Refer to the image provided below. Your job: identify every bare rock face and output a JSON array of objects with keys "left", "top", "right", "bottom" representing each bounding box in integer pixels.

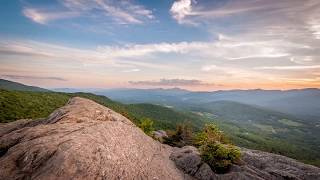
[
  {"left": 0, "top": 97, "right": 191, "bottom": 180},
  {"left": 170, "top": 146, "right": 320, "bottom": 180},
  {"left": 152, "top": 130, "right": 168, "bottom": 143}
]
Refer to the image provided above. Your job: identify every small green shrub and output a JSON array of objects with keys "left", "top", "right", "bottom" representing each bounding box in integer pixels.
[
  {"left": 194, "top": 124, "right": 229, "bottom": 146},
  {"left": 138, "top": 118, "right": 154, "bottom": 135},
  {"left": 196, "top": 123, "right": 241, "bottom": 173},
  {"left": 200, "top": 142, "right": 241, "bottom": 173}
]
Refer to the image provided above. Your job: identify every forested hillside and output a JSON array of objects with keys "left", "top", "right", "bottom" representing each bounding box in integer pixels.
[
  {"left": 0, "top": 79, "right": 50, "bottom": 92},
  {"left": 0, "top": 89, "right": 205, "bottom": 130}
]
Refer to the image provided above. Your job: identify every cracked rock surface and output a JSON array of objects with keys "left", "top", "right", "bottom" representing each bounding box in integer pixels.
[
  {"left": 170, "top": 146, "right": 320, "bottom": 180},
  {"left": 0, "top": 97, "right": 191, "bottom": 180}
]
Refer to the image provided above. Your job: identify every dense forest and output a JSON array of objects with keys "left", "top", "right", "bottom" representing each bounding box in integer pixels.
[{"left": 0, "top": 89, "right": 206, "bottom": 130}]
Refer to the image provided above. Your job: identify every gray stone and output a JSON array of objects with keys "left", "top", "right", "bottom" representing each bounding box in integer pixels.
[
  {"left": 194, "top": 163, "right": 216, "bottom": 180},
  {"left": 0, "top": 97, "right": 190, "bottom": 180},
  {"left": 170, "top": 146, "right": 320, "bottom": 180},
  {"left": 152, "top": 130, "right": 168, "bottom": 142},
  {"left": 170, "top": 146, "right": 202, "bottom": 176}
]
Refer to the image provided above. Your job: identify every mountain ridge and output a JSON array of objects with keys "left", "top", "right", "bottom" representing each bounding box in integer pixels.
[{"left": 0, "top": 79, "right": 50, "bottom": 92}]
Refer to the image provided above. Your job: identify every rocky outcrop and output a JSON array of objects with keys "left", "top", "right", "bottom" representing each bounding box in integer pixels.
[
  {"left": 1, "top": 97, "right": 319, "bottom": 180},
  {"left": 0, "top": 97, "right": 191, "bottom": 180},
  {"left": 170, "top": 146, "right": 320, "bottom": 180},
  {"left": 152, "top": 130, "right": 168, "bottom": 142}
]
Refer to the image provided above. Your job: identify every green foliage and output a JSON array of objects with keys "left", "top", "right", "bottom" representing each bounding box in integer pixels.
[
  {"left": 196, "top": 123, "right": 241, "bottom": 173},
  {"left": 163, "top": 123, "right": 194, "bottom": 147},
  {"left": 138, "top": 118, "right": 154, "bottom": 135},
  {"left": 0, "top": 90, "right": 202, "bottom": 134},
  {"left": 211, "top": 119, "right": 320, "bottom": 167},
  {"left": 125, "top": 104, "right": 206, "bottom": 130},
  {"left": 0, "top": 79, "right": 49, "bottom": 92},
  {"left": 194, "top": 124, "right": 229, "bottom": 146},
  {"left": 200, "top": 142, "right": 241, "bottom": 173},
  {"left": 0, "top": 89, "right": 69, "bottom": 122}
]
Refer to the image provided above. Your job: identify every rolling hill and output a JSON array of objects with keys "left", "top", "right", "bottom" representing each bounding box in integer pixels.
[
  {"left": 96, "top": 88, "right": 320, "bottom": 121},
  {"left": 0, "top": 79, "right": 50, "bottom": 92},
  {"left": 186, "top": 100, "right": 320, "bottom": 166},
  {"left": 0, "top": 89, "right": 207, "bottom": 130}
]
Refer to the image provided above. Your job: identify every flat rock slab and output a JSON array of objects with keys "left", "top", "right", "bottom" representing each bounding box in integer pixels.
[
  {"left": 169, "top": 146, "right": 320, "bottom": 180},
  {"left": 0, "top": 97, "right": 190, "bottom": 180}
]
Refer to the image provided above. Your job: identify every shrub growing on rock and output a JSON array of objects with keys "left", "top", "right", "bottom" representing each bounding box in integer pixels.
[
  {"left": 194, "top": 124, "right": 229, "bottom": 146},
  {"left": 200, "top": 142, "right": 241, "bottom": 173},
  {"left": 196, "top": 124, "right": 241, "bottom": 173},
  {"left": 138, "top": 118, "right": 154, "bottom": 135}
]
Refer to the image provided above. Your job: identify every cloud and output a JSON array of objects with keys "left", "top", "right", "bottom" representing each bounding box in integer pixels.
[
  {"left": 129, "top": 78, "right": 214, "bottom": 86},
  {"left": 0, "top": 35, "right": 314, "bottom": 70},
  {"left": 1, "top": 74, "right": 67, "bottom": 81},
  {"left": 201, "top": 65, "right": 217, "bottom": 71},
  {"left": 23, "top": 0, "right": 154, "bottom": 25},
  {"left": 290, "top": 56, "right": 314, "bottom": 64},
  {"left": 96, "top": 37, "right": 305, "bottom": 61},
  {"left": 122, "top": 68, "right": 141, "bottom": 73},
  {"left": 1, "top": 31, "right": 319, "bottom": 89},
  {"left": 169, "top": 0, "right": 320, "bottom": 41},
  {"left": 170, "top": 0, "right": 194, "bottom": 24},
  {"left": 255, "top": 65, "right": 320, "bottom": 70},
  {"left": 23, "top": 8, "right": 79, "bottom": 24},
  {"left": 1, "top": 37, "right": 300, "bottom": 64}
]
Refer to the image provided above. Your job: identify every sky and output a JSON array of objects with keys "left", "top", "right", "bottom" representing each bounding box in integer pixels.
[{"left": 0, "top": 0, "right": 320, "bottom": 91}]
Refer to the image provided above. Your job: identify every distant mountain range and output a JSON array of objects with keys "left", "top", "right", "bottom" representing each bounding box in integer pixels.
[{"left": 91, "top": 87, "right": 320, "bottom": 122}]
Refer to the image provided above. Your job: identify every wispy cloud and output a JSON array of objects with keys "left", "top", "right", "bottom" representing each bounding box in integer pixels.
[
  {"left": 122, "top": 68, "right": 141, "bottom": 73},
  {"left": 1, "top": 74, "right": 67, "bottom": 81},
  {"left": 23, "top": 0, "right": 154, "bottom": 25},
  {"left": 129, "top": 78, "right": 214, "bottom": 87},
  {"left": 1, "top": 36, "right": 305, "bottom": 64},
  {"left": 23, "top": 8, "right": 79, "bottom": 24},
  {"left": 255, "top": 65, "right": 320, "bottom": 70},
  {"left": 201, "top": 65, "right": 217, "bottom": 72},
  {"left": 170, "top": 0, "right": 320, "bottom": 41}
]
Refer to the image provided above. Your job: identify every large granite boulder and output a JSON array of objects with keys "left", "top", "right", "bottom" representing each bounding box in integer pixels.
[{"left": 0, "top": 97, "right": 191, "bottom": 180}]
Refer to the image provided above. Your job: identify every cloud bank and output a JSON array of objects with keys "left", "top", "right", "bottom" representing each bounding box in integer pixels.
[
  {"left": 1, "top": 75, "right": 67, "bottom": 81},
  {"left": 129, "top": 78, "right": 214, "bottom": 87}
]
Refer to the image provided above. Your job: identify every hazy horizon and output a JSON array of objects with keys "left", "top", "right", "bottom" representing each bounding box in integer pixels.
[
  {"left": 2, "top": 78, "right": 320, "bottom": 92},
  {"left": 1, "top": 0, "right": 320, "bottom": 91}
]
